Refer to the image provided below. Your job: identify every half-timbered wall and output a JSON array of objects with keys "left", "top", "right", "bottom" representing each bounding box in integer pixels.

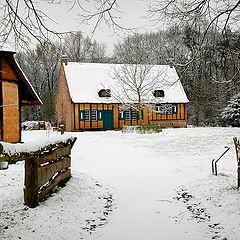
[{"left": 73, "top": 103, "right": 187, "bottom": 131}]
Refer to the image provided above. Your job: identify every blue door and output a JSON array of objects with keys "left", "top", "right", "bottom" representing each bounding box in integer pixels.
[{"left": 102, "top": 110, "right": 114, "bottom": 130}]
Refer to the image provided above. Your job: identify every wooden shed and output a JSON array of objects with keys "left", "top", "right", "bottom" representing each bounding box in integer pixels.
[
  {"left": 0, "top": 49, "right": 42, "bottom": 142},
  {"left": 55, "top": 59, "right": 189, "bottom": 131}
]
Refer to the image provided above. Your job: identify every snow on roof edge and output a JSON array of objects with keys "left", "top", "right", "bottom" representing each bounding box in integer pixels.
[{"left": 14, "top": 55, "right": 43, "bottom": 105}]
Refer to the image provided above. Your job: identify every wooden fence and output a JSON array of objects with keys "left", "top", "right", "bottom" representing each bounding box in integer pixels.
[{"left": 0, "top": 137, "right": 77, "bottom": 208}]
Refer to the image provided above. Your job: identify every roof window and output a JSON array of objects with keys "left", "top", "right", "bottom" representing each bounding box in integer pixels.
[
  {"left": 153, "top": 90, "right": 165, "bottom": 98},
  {"left": 98, "top": 89, "right": 111, "bottom": 98}
]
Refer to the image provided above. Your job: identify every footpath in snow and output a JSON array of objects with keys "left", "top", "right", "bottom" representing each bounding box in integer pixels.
[{"left": 1, "top": 127, "right": 240, "bottom": 240}]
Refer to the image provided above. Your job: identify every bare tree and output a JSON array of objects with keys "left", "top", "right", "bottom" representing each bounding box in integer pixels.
[
  {"left": 17, "top": 41, "right": 62, "bottom": 121},
  {"left": 0, "top": 0, "right": 60, "bottom": 47},
  {"left": 147, "top": 0, "right": 240, "bottom": 36},
  {"left": 112, "top": 28, "right": 188, "bottom": 66},
  {"left": 63, "top": 31, "right": 107, "bottom": 62},
  {"left": 112, "top": 64, "right": 160, "bottom": 122},
  {"left": 0, "top": 0, "right": 124, "bottom": 48}
]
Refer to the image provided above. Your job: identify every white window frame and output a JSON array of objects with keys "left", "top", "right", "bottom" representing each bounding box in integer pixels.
[
  {"left": 80, "top": 112, "right": 84, "bottom": 120},
  {"left": 120, "top": 111, "right": 124, "bottom": 119}
]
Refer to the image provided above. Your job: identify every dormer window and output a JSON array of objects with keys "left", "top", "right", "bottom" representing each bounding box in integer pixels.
[
  {"left": 98, "top": 89, "right": 111, "bottom": 98},
  {"left": 153, "top": 90, "right": 165, "bottom": 98}
]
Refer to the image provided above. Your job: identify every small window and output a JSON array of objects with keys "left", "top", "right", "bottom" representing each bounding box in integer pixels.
[
  {"left": 91, "top": 110, "right": 97, "bottom": 121},
  {"left": 98, "top": 89, "right": 111, "bottom": 97},
  {"left": 124, "top": 109, "right": 131, "bottom": 120},
  {"left": 153, "top": 90, "right": 165, "bottom": 98},
  {"left": 120, "top": 109, "right": 138, "bottom": 120},
  {"left": 131, "top": 109, "right": 138, "bottom": 119},
  {"left": 84, "top": 110, "right": 90, "bottom": 121},
  {"left": 156, "top": 104, "right": 177, "bottom": 114}
]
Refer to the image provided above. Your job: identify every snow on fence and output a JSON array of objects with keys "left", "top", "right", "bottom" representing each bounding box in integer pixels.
[{"left": 0, "top": 135, "right": 77, "bottom": 208}]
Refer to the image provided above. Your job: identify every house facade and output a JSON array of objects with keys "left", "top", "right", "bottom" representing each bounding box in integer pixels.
[
  {"left": 55, "top": 58, "right": 189, "bottom": 131},
  {"left": 0, "top": 49, "right": 42, "bottom": 142}
]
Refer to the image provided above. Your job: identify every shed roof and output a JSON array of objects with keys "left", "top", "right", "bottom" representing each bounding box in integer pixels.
[
  {"left": 0, "top": 50, "right": 42, "bottom": 106},
  {"left": 63, "top": 62, "right": 189, "bottom": 104}
]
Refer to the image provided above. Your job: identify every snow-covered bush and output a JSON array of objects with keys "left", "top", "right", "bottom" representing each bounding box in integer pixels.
[
  {"left": 21, "top": 121, "right": 40, "bottom": 130},
  {"left": 221, "top": 93, "right": 240, "bottom": 127},
  {"left": 122, "top": 124, "right": 162, "bottom": 134}
]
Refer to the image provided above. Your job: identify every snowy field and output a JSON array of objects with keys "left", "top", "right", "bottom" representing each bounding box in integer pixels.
[{"left": 1, "top": 127, "right": 240, "bottom": 240}]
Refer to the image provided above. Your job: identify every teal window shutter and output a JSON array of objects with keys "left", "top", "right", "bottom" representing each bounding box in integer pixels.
[{"left": 136, "top": 110, "right": 143, "bottom": 120}]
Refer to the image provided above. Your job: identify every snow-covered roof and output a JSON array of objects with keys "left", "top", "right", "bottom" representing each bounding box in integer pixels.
[
  {"left": 0, "top": 43, "right": 16, "bottom": 53},
  {"left": 14, "top": 56, "right": 43, "bottom": 105},
  {"left": 64, "top": 62, "right": 189, "bottom": 104}
]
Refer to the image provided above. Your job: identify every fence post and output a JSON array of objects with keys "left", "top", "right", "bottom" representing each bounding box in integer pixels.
[
  {"left": 233, "top": 137, "right": 240, "bottom": 188},
  {"left": 24, "top": 157, "right": 39, "bottom": 208}
]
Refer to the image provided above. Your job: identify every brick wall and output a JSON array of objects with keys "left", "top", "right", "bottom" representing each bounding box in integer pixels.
[{"left": 55, "top": 64, "right": 73, "bottom": 131}]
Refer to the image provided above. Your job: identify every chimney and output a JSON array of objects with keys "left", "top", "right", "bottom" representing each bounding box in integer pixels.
[{"left": 61, "top": 55, "right": 68, "bottom": 65}]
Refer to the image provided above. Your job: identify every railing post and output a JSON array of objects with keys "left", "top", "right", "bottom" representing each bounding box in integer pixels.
[
  {"left": 233, "top": 137, "right": 240, "bottom": 188},
  {"left": 24, "top": 157, "right": 39, "bottom": 208}
]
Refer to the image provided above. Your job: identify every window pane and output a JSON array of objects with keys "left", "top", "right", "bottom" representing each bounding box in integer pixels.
[
  {"left": 91, "top": 110, "right": 97, "bottom": 121},
  {"left": 84, "top": 110, "right": 90, "bottom": 121},
  {"left": 98, "top": 89, "right": 111, "bottom": 97},
  {"left": 153, "top": 90, "right": 165, "bottom": 98},
  {"left": 124, "top": 110, "right": 131, "bottom": 120},
  {"left": 156, "top": 104, "right": 177, "bottom": 114},
  {"left": 131, "top": 109, "right": 137, "bottom": 119}
]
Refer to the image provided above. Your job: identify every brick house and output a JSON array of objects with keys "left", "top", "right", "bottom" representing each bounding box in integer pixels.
[
  {"left": 55, "top": 58, "right": 189, "bottom": 131},
  {"left": 0, "top": 49, "right": 42, "bottom": 142}
]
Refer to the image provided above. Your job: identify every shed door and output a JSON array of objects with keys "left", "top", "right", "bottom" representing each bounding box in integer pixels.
[{"left": 102, "top": 110, "right": 114, "bottom": 130}]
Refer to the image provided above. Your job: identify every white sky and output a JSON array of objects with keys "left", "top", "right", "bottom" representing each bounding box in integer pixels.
[{"left": 39, "top": 0, "right": 163, "bottom": 54}]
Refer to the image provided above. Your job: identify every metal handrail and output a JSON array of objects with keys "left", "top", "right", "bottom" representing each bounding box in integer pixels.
[{"left": 212, "top": 146, "right": 230, "bottom": 176}]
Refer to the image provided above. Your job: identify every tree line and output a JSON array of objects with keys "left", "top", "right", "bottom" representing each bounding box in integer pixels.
[{"left": 18, "top": 24, "right": 240, "bottom": 127}]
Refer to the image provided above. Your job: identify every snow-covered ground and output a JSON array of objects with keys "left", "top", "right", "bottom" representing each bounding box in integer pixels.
[{"left": 1, "top": 127, "right": 240, "bottom": 240}]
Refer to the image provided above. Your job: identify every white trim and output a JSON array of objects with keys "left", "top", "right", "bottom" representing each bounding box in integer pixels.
[
  {"left": 14, "top": 55, "right": 43, "bottom": 105},
  {"left": 0, "top": 104, "right": 18, "bottom": 108}
]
